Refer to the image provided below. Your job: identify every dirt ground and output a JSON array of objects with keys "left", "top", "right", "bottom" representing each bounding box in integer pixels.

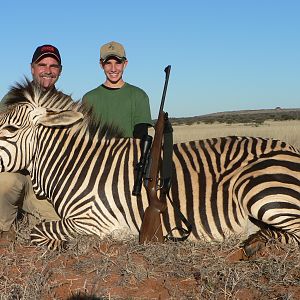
[{"left": 0, "top": 224, "right": 299, "bottom": 300}]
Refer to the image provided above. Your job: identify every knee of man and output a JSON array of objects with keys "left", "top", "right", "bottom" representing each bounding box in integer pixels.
[{"left": 0, "top": 172, "right": 27, "bottom": 195}]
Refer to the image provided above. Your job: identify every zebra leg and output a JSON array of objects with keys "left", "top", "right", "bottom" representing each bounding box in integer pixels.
[
  {"left": 234, "top": 163, "right": 300, "bottom": 258},
  {"left": 240, "top": 207, "right": 300, "bottom": 258},
  {"left": 241, "top": 226, "right": 300, "bottom": 258},
  {"left": 30, "top": 217, "right": 93, "bottom": 250}
]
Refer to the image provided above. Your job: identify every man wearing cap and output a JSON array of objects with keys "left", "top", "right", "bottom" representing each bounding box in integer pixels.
[
  {"left": 82, "top": 41, "right": 152, "bottom": 138},
  {"left": 0, "top": 44, "right": 64, "bottom": 242},
  {"left": 30, "top": 44, "right": 62, "bottom": 90}
]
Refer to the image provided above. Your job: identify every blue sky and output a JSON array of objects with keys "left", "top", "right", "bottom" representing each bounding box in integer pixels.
[{"left": 1, "top": 1, "right": 299, "bottom": 118}]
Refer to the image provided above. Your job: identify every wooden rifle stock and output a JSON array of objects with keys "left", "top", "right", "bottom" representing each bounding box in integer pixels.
[{"left": 139, "top": 65, "right": 171, "bottom": 243}]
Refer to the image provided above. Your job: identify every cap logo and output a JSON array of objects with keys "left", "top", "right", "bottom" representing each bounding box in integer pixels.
[
  {"left": 41, "top": 46, "right": 55, "bottom": 53},
  {"left": 108, "top": 43, "right": 115, "bottom": 50}
]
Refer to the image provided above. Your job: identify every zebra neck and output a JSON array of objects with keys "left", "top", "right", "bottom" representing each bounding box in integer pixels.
[{"left": 30, "top": 127, "right": 142, "bottom": 204}]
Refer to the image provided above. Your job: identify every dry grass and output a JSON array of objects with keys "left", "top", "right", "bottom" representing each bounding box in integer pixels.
[
  {"left": 168, "top": 120, "right": 300, "bottom": 149},
  {"left": 0, "top": 214, "right": 300, "bottom": 299}
]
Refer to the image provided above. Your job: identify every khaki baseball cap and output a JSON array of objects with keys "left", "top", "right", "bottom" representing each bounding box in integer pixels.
[{"left": 100, "top": 41, "right": 126, "bottom": 62}]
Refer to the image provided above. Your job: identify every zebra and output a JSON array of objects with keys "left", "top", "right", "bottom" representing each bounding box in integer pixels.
[{"left": 0, "top": 79, "right": 299, "bottom": 257}]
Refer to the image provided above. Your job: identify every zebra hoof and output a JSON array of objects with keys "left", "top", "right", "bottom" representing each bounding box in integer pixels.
[
  {"left": 226, "top": 248, "right": 249, "bottom": 262},
  {"left": 242, "top": 233, "right": 267, "bottom": 258}
]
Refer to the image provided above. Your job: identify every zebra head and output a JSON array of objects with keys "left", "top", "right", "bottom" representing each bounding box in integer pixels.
[{"left": 0, "top": 79, "right": 83, "bottom": 172}]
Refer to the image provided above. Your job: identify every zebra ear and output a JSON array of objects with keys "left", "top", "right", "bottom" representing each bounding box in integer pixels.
[{"left": 37, "top": 110, "right": 84, "bottom": 127}]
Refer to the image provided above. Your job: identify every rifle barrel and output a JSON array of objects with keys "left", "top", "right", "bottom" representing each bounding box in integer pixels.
[{"left": 159, "top": 65, "right": 171, "bottom": 112}]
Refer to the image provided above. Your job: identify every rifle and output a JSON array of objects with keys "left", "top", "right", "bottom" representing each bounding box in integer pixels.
[{"left": 139, "top": 65, "right": 171, "bottom": 243}]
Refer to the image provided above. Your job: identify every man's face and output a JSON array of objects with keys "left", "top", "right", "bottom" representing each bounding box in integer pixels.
[
  {"left": 101, "top": 58, "right": 127, "bottom": 85},
  {"left": 31, "top": 56, "right": 62, "bottom": 90}
]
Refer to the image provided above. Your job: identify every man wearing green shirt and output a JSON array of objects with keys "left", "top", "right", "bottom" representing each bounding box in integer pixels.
[{"left": 82, "top": 41, "right": 152, "bottom": 138}]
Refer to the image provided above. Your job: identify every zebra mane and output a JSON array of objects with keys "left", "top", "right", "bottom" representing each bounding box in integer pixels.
[
  {"left": 3, "top": 78, "right": 74, "bottom": 110},
  {"left": 2, "top": 78, "right": 124, "bottom": 139}
]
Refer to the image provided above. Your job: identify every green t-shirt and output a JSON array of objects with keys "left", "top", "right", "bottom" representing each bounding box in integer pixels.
[{"left": 82, "top": 83, "right": 152, "bottom": 137}]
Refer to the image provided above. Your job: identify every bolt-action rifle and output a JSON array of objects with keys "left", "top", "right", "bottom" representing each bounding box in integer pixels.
[{"left": 139, "top": 65, "right": 171, "bottom": 243}]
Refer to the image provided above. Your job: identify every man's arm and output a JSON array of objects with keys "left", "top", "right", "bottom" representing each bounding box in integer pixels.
[{"left": 133, "top": 90, "right": 152, "bottom": 138}]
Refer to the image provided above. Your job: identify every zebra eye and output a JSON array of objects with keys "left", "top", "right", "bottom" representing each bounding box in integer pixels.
[{"left": 3, "top": 125, "right": 19, "bottom": 133}]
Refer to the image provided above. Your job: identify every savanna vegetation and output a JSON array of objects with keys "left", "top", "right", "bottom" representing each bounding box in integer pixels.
[
  {"left": 168, "top": 108, "right": 300, "bottom": 149},
  {"left": 169, "top": 108, "right": 300, "bottom": 126}
]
